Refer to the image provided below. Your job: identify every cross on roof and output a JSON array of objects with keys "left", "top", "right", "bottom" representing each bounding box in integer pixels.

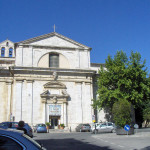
[{"left": 53, "top": 24, "right": 56, "bottom": 32}]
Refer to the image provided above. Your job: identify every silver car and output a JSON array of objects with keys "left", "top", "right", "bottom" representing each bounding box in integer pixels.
[
  {"left": 92, "top": 122, "right": 116, "bottom": 133},
  {"left": 76, "top": 123, "right": 91, "bottom": 132},
  {"left": 0, "top": 128, "right": 46, "bottom": 150}
]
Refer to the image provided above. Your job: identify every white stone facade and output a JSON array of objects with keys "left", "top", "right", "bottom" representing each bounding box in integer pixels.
[{"left": 0, "top": 32, "right": 104, "bottom": 130}]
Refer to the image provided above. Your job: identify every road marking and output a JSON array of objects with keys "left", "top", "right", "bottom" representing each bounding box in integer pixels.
[
  {"left": 118, "top": 145, "right": 124, "bottom": 148},
  {"left": 110, "top": 142, "right": 115, "bottom": 145}
]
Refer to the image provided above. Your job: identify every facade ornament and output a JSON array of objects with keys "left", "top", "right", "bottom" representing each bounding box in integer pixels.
[
  {"left": 53, "top": 72, "right": 58, "bottom": 80},
  {"left": 62, "top": 89, "right": 69, "bottom": 96},
  {"left": 53, "top": 96, "right": 57, "bottom": 104}
]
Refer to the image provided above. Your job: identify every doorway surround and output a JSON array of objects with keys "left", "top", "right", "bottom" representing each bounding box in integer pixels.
[{"left": 40, "top": 81, "right": 69, "bottom": 128}]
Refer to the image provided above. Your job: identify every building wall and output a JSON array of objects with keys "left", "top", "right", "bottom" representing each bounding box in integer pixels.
[
  {"left": 0, "top": 33, "right": 101, "bottom": 131},
  {"left": 16, "top": 46, "right": 90, "bottom": 69}
]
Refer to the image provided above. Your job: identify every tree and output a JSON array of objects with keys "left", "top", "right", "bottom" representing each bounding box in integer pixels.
[
  {"left": 112, "top": 99, "right": 131, "bottom": 128},
  {"left": 93, "top": 50, "right": 150, "bottom": 125}
]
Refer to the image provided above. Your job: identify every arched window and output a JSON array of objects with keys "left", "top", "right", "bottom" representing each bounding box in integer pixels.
[
  {"left": 49, "top": 53, "right": 59, "bottom": 68},
  {"left": 1, "top": 47, "right": 5, "bottom": 57},
  {"left": 9, "top": 48, "right": 13, "bottom": 57}
]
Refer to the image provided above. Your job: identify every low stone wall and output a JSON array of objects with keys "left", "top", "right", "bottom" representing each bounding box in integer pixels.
[{"left": 116, "top": 128, "right": 134, "bottom": 135}]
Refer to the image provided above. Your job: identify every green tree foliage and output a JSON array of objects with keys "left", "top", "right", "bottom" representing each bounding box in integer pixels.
[
  {"left": 93, "top": 50, "right": 150, "bottom": 112},
  {"left": 143, "top": 101, "right": 150, "bottom": 127},
  {"left": 112, "top": 99, "right": 131, "bottom": 128}
]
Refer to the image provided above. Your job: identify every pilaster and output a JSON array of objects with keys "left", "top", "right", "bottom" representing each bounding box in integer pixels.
[{"left": 6, "top": 80, "right": 13, "bottom": 121}]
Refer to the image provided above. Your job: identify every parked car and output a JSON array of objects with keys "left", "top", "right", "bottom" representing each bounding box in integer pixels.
[
  {"left": 76, "top": 123, "right": 91, "bottom": 132},
  {"left": 0, "top": 122, "right": 33, "bottom": 138},
  {"left": 34, "top": 124, "right": 47, "bottom": 133},
  {"left": 91, "top": 123, "right": 100, "bottom": 129},
  {"left": 91, "top": 122, "right": 116, "bottom": 133},
  {"left": 0, "top": 128, "right": 46, "bottom": 150}
]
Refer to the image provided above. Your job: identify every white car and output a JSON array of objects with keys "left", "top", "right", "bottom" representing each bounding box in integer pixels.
[
  {"left": 92, "top": 122, "right": 116, "bottom": 133},
  {"left": 0, "top": 128, "right": 46, "bottom": 150}
]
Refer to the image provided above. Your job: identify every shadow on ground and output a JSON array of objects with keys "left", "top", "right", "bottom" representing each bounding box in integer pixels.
[
  {"left": 35, "top": 138, "right": 112, "bottom": 150},
  {"left": 140, "top": 146, "right": 150, "bottom": 150}
]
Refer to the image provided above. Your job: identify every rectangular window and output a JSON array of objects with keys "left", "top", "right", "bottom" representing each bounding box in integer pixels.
[{"left": 49, "top": 54, "right": 59, "bottom": 68}]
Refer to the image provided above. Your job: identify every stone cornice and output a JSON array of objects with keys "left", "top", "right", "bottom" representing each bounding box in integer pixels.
[
  {"left": 9, "top": 66, "right": 96, "bottom": 76},
  {"left": 17, "top": 44, "right": 87, "bottom": 51},
  {"left": 0, "top": 57, "right": 15, "bottom": 63}
]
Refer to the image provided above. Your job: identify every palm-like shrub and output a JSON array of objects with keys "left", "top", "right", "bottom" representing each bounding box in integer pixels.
[{"left": 45, "top": 122, "right": 50, "bottom": 127}]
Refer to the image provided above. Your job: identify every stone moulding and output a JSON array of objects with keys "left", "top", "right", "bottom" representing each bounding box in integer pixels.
[
  {"left": 40, "top": 90, "right": 69, "bottom": 104},
  {"left": 44, "top": 81, "right": 66, "bottom": 89},
  {"left": 41, "top": 95, "right": 68, "bottom": 104}
]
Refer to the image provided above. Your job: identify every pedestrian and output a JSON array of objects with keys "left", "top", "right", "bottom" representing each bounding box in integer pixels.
[{"left": 17, "top": 121, "right": 27, "bottom": 135}]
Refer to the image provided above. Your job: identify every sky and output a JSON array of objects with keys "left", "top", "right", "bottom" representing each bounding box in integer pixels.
[{"left": 0, "top": 0, "right": 150, "bottom": 73}]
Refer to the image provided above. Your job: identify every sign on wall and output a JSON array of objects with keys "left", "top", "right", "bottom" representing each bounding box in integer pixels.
[
  {"left": 49, "top": 105, "right": 61, "bottom": 116},
  {"left": 92, "top": 115, "right": 95, "bottom": 123}
]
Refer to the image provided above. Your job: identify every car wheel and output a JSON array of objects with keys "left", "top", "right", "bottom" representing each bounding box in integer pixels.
[{"left": 112, "top": 129, "right": 116, "bottom": 133}]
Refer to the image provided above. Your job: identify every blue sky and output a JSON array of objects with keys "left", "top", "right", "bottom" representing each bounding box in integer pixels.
[{"left": 0, "top": 0, "right": 150, "bottom": 72}]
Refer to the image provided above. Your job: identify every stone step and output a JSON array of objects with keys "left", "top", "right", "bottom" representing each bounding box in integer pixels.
[{"left": 48, "top": 129, "right": 70, "bottom": 133}]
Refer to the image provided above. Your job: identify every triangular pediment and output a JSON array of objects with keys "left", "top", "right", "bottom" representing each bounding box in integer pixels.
[
  {"left": 0, "top": 39, "right": 14, "bottom": 46},
  {"left": 17, "top": 32, "right": 91, "bottom": 50}
]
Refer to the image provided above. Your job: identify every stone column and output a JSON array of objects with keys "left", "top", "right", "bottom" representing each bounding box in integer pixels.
[
  {"left": 61, "top": 103, "right": 64, "bottom": 124},
  {"left": 75, "top": 82, "right": 83, "bottom": 123},
  {"left": 63, "top": 102, "right": 67, "bottom": 127},
  {"left": 15, "top": 80, "right": 23, "bottom": 121},
  {"left": 41, "top": 98, "right": 47, "bottom": 123},
  {"left": 6, "top": 80, "right": 12, "bottom": 121},
  {"left": 26, "top": 80, "right": 34, "bottom": 125},
  {"left": 22, "top": 80, "right": 27, "bottom": 121},
  {"left": 45, "top": 100, "right": 49, "bottom": 124}
]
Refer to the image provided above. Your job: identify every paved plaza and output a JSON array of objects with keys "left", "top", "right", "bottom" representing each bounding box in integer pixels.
[{"left": 33, "top": 128, "right": 150, "bottom": 150}]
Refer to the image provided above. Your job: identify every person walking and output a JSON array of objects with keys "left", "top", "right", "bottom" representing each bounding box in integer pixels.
[{"left": 17, "top": 121, "right": 27, "bottom": 135}]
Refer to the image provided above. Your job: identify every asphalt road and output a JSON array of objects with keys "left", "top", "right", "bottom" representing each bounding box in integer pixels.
[{"left": 33, "top": 129, "right": 150, "bottom": 150}]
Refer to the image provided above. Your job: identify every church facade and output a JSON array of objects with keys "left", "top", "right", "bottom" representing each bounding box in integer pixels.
[{"left": 0, "top": 32, "right": 105, "bottom": 130}]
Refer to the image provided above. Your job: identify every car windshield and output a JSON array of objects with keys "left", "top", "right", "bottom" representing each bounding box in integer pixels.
[
  {"left": 108, "top": 123, "right": 113, "bottom": 126},
  {"left": 100, "top": 123, "right": 107, "bottom": 127},
  {"left": 38, "top": 124, "right": 46, "bottom": 127},
  {"left": 23, "top": 134, "right": 46, "bottom": 150}
]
